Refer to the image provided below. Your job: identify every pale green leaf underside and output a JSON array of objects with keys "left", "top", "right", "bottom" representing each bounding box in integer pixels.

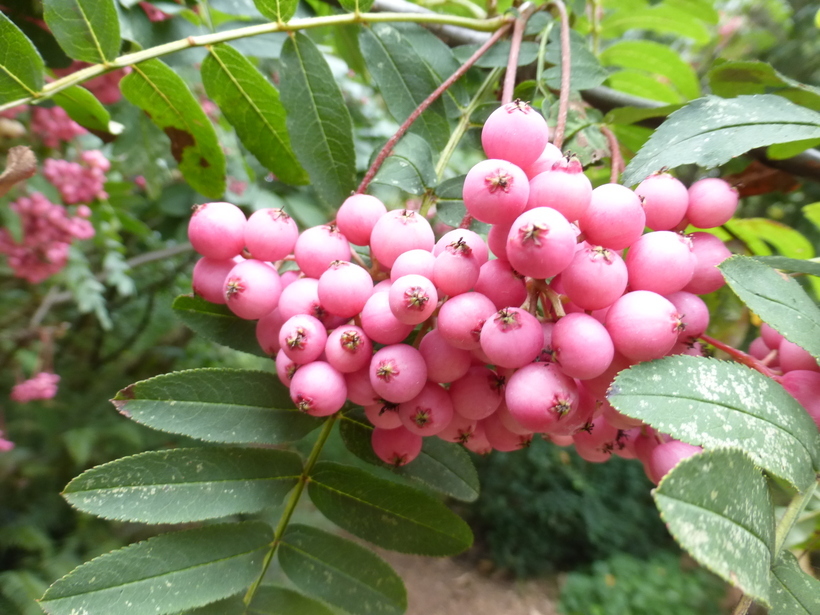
[
  {"left": 654, "top": 448, "right": 774, "bottom": 606},
  {"left": 63, "top": 447, "right": 302, "bottom": 523},
  {"left": 609, "top": 355, "right": 820, "bottom": 491},
  {"left": 111, "top": 368, "right": 321, "bottom": 445},
  {"left": 279, "top": 524, "right": 406, "bottom": 615},
  {"left": 41, "top": 522, "right": 272, "bottom": 615}
]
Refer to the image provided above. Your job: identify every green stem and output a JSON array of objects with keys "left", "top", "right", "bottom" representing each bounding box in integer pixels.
[
  {"left": 0, "top": 12, "right": 508, "bottom": 112},
  {"left": 242, "top": 414, "right": 339, "bottom": 607}
]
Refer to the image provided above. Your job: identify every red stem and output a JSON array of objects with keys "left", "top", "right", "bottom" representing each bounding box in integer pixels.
[
  {"left": 357, "top": 20, "right": 513, "bottom": 195},
  {"left": 550, "top": 0, "right": 571, "bottom": 150},
  {"left": 501, "top": 4, "right": 539, "bottom": 104},
  {"left": 600, "top": 125, "right": 623, "bottom": 184},
  {"left": 699, "top": 334, "right": 778, "bottom": 379}
]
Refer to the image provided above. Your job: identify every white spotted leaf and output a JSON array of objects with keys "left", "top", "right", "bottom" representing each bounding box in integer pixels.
[
  {"left": 654, "top": 448, "right": 774, "bottom": 606},
  {"left": 770, "top": 550, "right": 820, "bottom": 614},
  {"left": 278, "top": 524, "right": 407, "bottom": 615},
  {"left": 40, "top": 522, "right": 272, "bottom": 615},
  {"left": 110, "top": 368, "right": 322, "bottom": 445},
  {"left": 719, "top": 255, "right": 820, "bottom": 361},
  {"left": 608, "top": 355, "right": 820, "bottom": 491},
  {"left": 63, "top": 447, "right": 302, "bottom": 524}
]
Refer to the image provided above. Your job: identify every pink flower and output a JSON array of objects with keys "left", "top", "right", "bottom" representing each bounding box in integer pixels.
[
  {"left": 30, "top": 107, "right": 86, "bottom": 148},
  {"left": 10, "top": 372, "right": 60, "bottom": 403}
]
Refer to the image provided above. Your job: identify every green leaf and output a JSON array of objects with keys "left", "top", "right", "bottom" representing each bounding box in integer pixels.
[
  {"left": 43, "top": 0, "right": 120, "bottom": 63},
  {"left": 805, "top": 203, "right": 820, "bottom": 233},
  {"left": 339, "top": 0, "right": 373, "bottom": 14},
  {"left": 603, "top": 103, "right": 683, "bottom": 126},
  {"left": 278, "top": 32, "right": 355, "bottom": 207},
  {"left": 173, "top": 295, "right": 267, "bottom": 358},
  {"left": 174, "top": 595, "right": 246, "bottom": 615},
  {"left": 543, "top": 30, "right": 608, "bottom": 91},
  {"left": 654, "top": 448, "right": 774, "bottom": 606},
  {"left": 719, "top": 256, "right": 820, "bottom": 360},
  {"left": 111, "top": 368, "right": 322, "bottom": 445},
  {"left": 121, "top": 59, "right": 226, "bottom": 199},
  {"left": 370, "top": 133, "right": 436, "bottom": 196},
  {"left": 709, "top": 61, "right": 820, "bottom": 112},
  {"left": 724, "top": 218, "right": 815, "bottom": 260},
  {"left": 767, "top": 138, "right": 820, "bottom": 160},
  {"left": 0, "top": 13, "right": 44, "bottom": 104},
  {"left": 308, "top": 461, "right": 473, "bottom": 556},
  {"left": 279, "top": 524, "right": 406, "bottom": 615},
  {"left": 754, "top": 256, "right": 820, "bottom": 278},
  {"left": 608, "top": 355, "right": 820, "bottom": 491},
  {"left": 600, "top": 5, "right": 712, "bottom": 45},
  {"left": 606, "top": 69, "right": 682, "bottom": 104},
  {"left": 665, "top": 0, "right": 719, "bottom": 24},
  {"left": 600, "top": 40, "right": 700, "bottom": 100},
  {"left": 63, "top": 447, "right": 302, "bottom": 523},
  {"left": 360, "top": 24, "right": 450, "bottom": 152},
  {"left": 622, "top": 95, "right": 820, "bottom": 185},
  {"left": 40, "top": 522, "right": 272, "bottom": 615},
  {"left": 770, "top": 550, "right": 820, "bottom": 615},
  {"left": 453, "top": 41, "right": 539, "bottom": 69},
  {"left": 202, "top": 44, "right": 308, "bottom": 186},
  {"left": 248, "top": 586, "right": 335, "bottom": 615},
  {"left": 339, "top": 410, "right": 479, "bottom": 502},
  {"left": 52, "top": 85, "right": 113, "bottom": 132},
  {"left": 252, "top": 0, "right": 297, "bottom": 22}
]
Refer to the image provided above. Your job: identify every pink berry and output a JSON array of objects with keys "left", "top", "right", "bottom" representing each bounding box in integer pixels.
[
  {"left": 760, "top": 323, "right": 783, "bottom": 350},
  {"left": 432, "top": 238, "right": 481, "bottom": 296},
  {"left": 579, "top": 184, "right": 645, "bottom": 250},
  {"left": 436, "top": 291, "right": 496, "bottom": 350},
  {"left": 345, "top": 366, "right": 379, "bottom": 406},
  {"left": 193, "top": 256, "right": 239, "bottom": 304},
  {"left": 256, "top": 308, "right": 285, "bottom": 356},
  {"left": 525, "top": 156, "right": 592, "bottom": 222},
  {"left": 779, "top": 338, "right": 820, "bottom": 373},
  {"left": 361, "top": 291, "right": 415, "bottom": 344},
  {"left": 600, "top": 399, "right": 643, "bottom": 430},
  {"left": 449, "top": 366, "right": 504, "bottom": 420},
  {"left": 369, "top": 344, "right": 428, "bottom": 403},
  {"left": 495, "top": 401, "right": 533, "bottom": 436},
  {"left": 635, "top": 173, "right": 688, "bottom": 231},
  {"left": 463, "top": 421, "right": 493, "bottom": 455},
  {"left": 748, "top": 337, "right": 771, "bottom": 361},
  {"left": 399, "top": 382, "right": 454, "bottom": 436},
  {"left": 487, "top": 220, "right": 512, "bottom": 261},
  {"left": 479, "top": 308, "right": 542, "bottom": 369},
  {"left": 294, "top": 224, "right": 351, "bottom": 278},
  {"left": 505, "top": 363, "right": 579, "bottom": 433},
  {"left": 433, "top": 229, "right": 489, "bottom": 265},
  {"left": 289, "top": 361, "right": 347, "bottom": 416},
  {"left": 437, "top": 411, "right": 478, "bottom": 444},
  {"left": 371, "top": 426, "right": 423, "bottom": 466},
  {"left": 605, "top": 291, "right": 682, "bottom": 361},
  {"left": 523, "top": 142, "right": 563, "bottom": 178},
  {"left": 686, "top": 178, "right": 738, "bottom": 229},
  {"left": 506, "top": 207, "right": 576, "bottom": 279},
  {"left": 278, "top": 277, "right": 344, "bottom": 328},
  {"left": 473, "top": 259, "right": 527, "bottom": 310},
  {"left": 681, "top": 232, "right": 732, "bottom": 295},
  {"left": 318, "top": 260, "right": 373, "bottom": 318},
  {"left": 188, "top": 202, "right": 246, "bottom": 260},
  {"left": 390, "top": 249, "right": 435, "bottom": 281},
  {"left": 548, "top": 382, "right": 598, "bottom": 436},
  {"left": 275, "top": 349, "right": 299, "bottom": 386},
  {"left": 336, "top": 194, "right": 387, "bottom": 246},
  {"left": 244, "top": 208, "right": 298, "bottom": 262},
  {"left": 483, "top": 412, "right": 533, "bottom": 452},
  {"left": 365, "top": 400, "right": 403, "bottom": 429},
  {"left": 582, "top": 353, "right": 634, "bottom": 401},
  {"left": 389, "top": 274, "right": 438, "bottom": 325},
  {"left": 370, "top": 209, "right": 434, "bottom": 268},
  {"left": 418, "top": 329, "right": 472, "bottom": 383},
  {"left": 279, "top": 314, "right": 328, "bottom": 365},
  {"left": 626, "top": 231, "right": 695, "bottom": 295},
  {"left": 481, "top": 100, "right": 549, "bottom": 169},
  {"left": 778, "top": 370, "right": 820, "bottom": 429},
  {"left": 647, "top": 440, "right": 703, "bottom": 485},
  {"left": 560, "top": 245, "right": 628, "bottom": 311},
  {"left": 551, "top": 313, "right": 614, "bottom": 380},
  {"left": 462, "top": 159, "right": 529, "bottom": 225},
  {"left": 223, "top": 260, "right": 282, "bottom": 320},
  {"left": 325, "top": 325, "right": 373, "bottom": 373},
  {"left": 664, "top": 291, "right": 709, "bottom": 342}
]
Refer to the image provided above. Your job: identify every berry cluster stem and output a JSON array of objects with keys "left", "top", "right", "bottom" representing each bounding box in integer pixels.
[
  {"left": 501, "top": 2, "right": 540, "bottom": 105},
  {"left": 357, "top": 20, "right": 513, "bottom": 194},
  {"left": 600, "top": 125, "right": 623, "bottom": 184},
  {"left": 549, "top": 0, "right": 571, "bottom": 150},
  {"left": 242, "top": 414, "right": 338, "bottom": 607},
  {"left": 698, "top": 334, "right": 778, "bottom": 379}
]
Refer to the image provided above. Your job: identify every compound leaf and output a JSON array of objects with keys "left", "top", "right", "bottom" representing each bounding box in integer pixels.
[
  {"left": 608, "top": 355, "right": 820, "bottom": 491},
  {"left": 111, "top": 368, "right": 322, "bottom": 445},
  {"left": 40, "top": 522, "right": 272, "bottom": 615},
  {"left": 623, "top": 95, "right": 820, "bottom": 185},
  {"left": 654, "top": 448, "right": 774, "bottom": 606},
  {"left": 173, "top": 295, "right": 267, "bottom": 358},
  {"left": 307, "top": 461, "right": 473, "bottom": 556},
  {"left": 279, "top": 524, "right": 406, "bottom": 615},
  {"left": 43, "top": 0, "right": 120, "bottom": 63},
  {"left": 601, "top": 40, "right": 700, "bottom": 100},
  {"left": 63, "top": 447, "right": 302, "bottom": 523},
  {"left": 121, "top": 59, "right": 226, "bottom": 199},
  {"left": 202, "top": 44, "right": 308, "bottom": 186}
]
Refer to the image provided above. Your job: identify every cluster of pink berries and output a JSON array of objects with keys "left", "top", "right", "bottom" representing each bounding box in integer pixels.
[
  {"left": 44, "top": 150, "right": 111, "bottom": 205},
  {"left": 749, "top": 324, "right": 820, "bottom": 428},
  {"left": 186, "top": 99, "right": 799, "bottom": 484},
  {"left": 10, "top": 372, "right": 61, "bottom": 403},
  {"left": 0, "top": 193, "right": 94, "bottom": 283},
  {"left": 53, "top": 61, "right": 130, "bottom": 105},
  {"left": 30, "top": 107, "right": 86, "bottom": 148}
]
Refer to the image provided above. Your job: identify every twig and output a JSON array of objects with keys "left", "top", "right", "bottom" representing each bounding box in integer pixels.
[
  {"left": 699, "top": 334, "right": 778, "bottom": 379},
  {"left": 600, "top": 125, "right": 623, "bottom": 183},
  {"left": 549, "top": 0, "right": 571, "bottom": 150},
  {"left": 501, "top": 3, "right": 539, "bottom": 105},
  {"left": 356, "top": 19, "right": 513, "bottom": 194}
]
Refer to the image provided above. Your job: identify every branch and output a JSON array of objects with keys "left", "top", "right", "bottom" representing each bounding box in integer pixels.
[
  {"left": 501, "top": 3, "right": 539, "bottom": 105},
  {"left": 548, "top": 0, "right": 571, "bottom": 150}
]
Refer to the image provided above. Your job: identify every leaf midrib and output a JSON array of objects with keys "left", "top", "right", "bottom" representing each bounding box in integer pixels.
[
  {"left": 73, "top": 0, "right": 108, "bottom": 63},
  {"left": 66, "top": 474, "right": 301, "bottom": 494}
]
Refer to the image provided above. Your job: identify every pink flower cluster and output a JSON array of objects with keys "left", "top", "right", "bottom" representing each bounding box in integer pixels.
[
  {"left": 44, "top": 150, "right": 110, "bottom": 205},
  {"left": 52, "top": 62, "right": 130, "bottom": 105},
  {"left": 10, "top": 372, "right": 60, "bottom": 403},
  {"left": 140, "top": 1, "right": 174, "bottom": 21},
  {"left": 0, "top": 105, "right": 27, "bottom": 119},
  {"left": 0, "top": 430, "right": 13, "bottom": 452},
  {"left": 30, "top": 107, "right": 86, "bottom": 148},
  {"left": 0, "top": 193, "right": 95, "bottom": 283}
]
